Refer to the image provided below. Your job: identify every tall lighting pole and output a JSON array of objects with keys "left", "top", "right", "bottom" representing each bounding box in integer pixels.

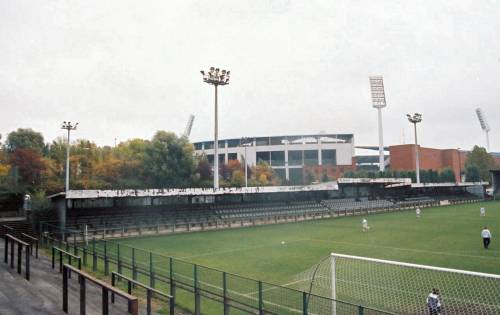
[
  {"left": 241, "top": 138, "right": 252, "bottom": 188},
  {"left": 369, "top": 76, "right": 387, "bottom": 172},
  {"left": 406, "top": 113, "right": 422, "bottom": 184},
  {"left": 201, "top": 67, "right": 230, "bottom": 189},
  {"left": 61, "top": 121, "right": 78, "bottom": 194}
]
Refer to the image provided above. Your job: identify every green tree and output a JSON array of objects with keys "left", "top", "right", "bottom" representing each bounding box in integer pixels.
[
  {"left": 464, "top": 146, "right": 495, "bottom": 181},
  {"left": 143, "top": 131, "right": 195, "bottom": 187},
  {"left": 5, "top": 128, "right": 45, "bottom": 153},
  {"left": 439, "top": 168, "right": 456, "bottom": 183},
  {"left": 465, "top": 165, "right": 481, "bottom": 182}
]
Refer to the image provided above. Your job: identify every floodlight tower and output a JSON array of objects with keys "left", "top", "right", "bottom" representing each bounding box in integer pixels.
[
  {"left": 475, "top": 108, "right": 491, "bottom": 152},
  {"left": 406, "top": 113, "right": 422, "bottom": 184},
  {"left": 201, "top": 67, "right": 230, "bottom": 189},
  {"left": 61, "top": 121, "right": 78, "bottom": 194},
  {"left": 369, "top": 76, "right": 387, "bottom": 172},
  {"left": 183, "top": 114, "right": 195, "bottom": 138}
]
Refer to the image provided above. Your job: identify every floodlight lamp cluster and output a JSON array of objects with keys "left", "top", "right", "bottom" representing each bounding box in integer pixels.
[
  {"left": 369, "top": 76, "right": 387, "bottom": 108},
  {"left": 475, "top": 108, "right": 490, "bottom": 132},
  {"left": 406, "top": 113, "right": 422, "bottom": 123},
  {"left": 241, "top": 137, "right": 252, "bottom": 146},
  {"left": 61, "top": 121, "right": 79, "bottom": 130},
  {"left": 200, "top": 67, "right": 230, "bottom": 85}
]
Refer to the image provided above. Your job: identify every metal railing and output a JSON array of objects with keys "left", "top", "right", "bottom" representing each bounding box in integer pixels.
[
  {"left": 3, "top": 233, "right": 30, "bottom": 280},
  {"left": 41, "top": 230, "right": 395, "bottom": 315},
  {"left": 62, "top": 264, "right": 139, "bottom": 315},
  {"left": 52, "top": 246, "right": 82, "bottom": 276},
  {"left": 112, "top": 272, "right": 174, "bottom": 315},
  {"left": 21, "top": 233, "right": 39, "bottom": 258}
]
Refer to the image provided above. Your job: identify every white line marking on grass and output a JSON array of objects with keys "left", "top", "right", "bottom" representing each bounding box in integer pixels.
[
  {"left": 308, "top": 239, "right": 500, "bottom": 261},
  {"left": 179, "top": 238, "right": 311, "bottom": 259}
]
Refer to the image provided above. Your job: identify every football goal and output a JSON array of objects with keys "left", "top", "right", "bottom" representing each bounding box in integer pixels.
[{"left": 292, "top": 253, "right": 500, "bottom": 315}]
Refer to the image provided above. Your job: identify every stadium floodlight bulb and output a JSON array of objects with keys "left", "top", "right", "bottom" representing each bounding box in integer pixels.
[
  {"left": 201, "top": 67, "right": 230, "bottom": 86},
  {"left": 369, "top": 76, "right": 387, "bottom": 108},
  {"left": 407, "top": 113, "right": 422, "bottom": 124},
  {"left": 475, "top": 108, "right": 491, "bottom": 132},
  {"left": 475, "top": 108, "right": 491, "bottom": 151}
]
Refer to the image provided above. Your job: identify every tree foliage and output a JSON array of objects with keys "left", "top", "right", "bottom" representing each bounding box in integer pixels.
[
  {"left": 465, "top": 165, "right": 481, "bottom": 182},
  {"left": 464, "top": 145, "right": 496, "bottom": 181},
  {"left": 143, "top": 131, "right": 195, "bottom": 188},
  {"left": 5, "top": 128, "right": 45, "bottom": 153}
]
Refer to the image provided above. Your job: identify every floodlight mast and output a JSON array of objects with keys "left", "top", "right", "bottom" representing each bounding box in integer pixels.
[
  {"left": 201, "top": 67, "right": 230, "bottom": 189},
  {"left": 369, "top": 76, "right": 387, "bottom": 172},
  {"left": 241, "top": 138, "right": 252, "bottom": 188},
  {"left": 475, "top": 108, "right": 491, "bottom": 152},
  {"left": 406, "top": 113, "right": 422, "bottom": 184},
  {"left": 61, "top": 121, "right": 78, "bottom": 194}
]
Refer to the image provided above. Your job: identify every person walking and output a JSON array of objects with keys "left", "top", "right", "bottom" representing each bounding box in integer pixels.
[
  {"left": 362, "top": 218, "right": 370, "bottom": 232},
  {"left": 416, "top": 207, "right": 421, "bottom": 218},
  {"left": 480, "top": 207, "right": 486, "bottom": 217},
  {"left": 482, "top": 227, "right": 492, "bottom": 249}
]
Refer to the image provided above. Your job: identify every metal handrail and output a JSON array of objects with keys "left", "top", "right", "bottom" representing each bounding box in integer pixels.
[{"left": 112, "top": 272, "right": 174, "bottom": 315}]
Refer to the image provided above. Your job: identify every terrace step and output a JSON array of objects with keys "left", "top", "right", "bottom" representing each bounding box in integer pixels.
[{"left": 0, "top": 240, "right": 142, "bottom": 314}]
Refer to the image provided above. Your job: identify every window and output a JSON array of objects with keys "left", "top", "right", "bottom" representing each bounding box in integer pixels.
[
  {"left": 304, "top": 150, "right": 318, "bottom": 165},
  {"left": 256, "top": 151, "right": 271, "bottom": 164},
  {"left": 322, "top": 149, "right": 337, "bottom": 166},
  {"left": 228, "top": 153, "right": 238, "bottom": 161},
  {"left": 289, "top": 168, "right": 303, "bottom": 185},
  {"left": 227, "top": 139, "right": 240, "bottom": 148},
  {"left": 194, "top": 143, "right": 203, "bottom": 150},
  {"left": 255, "top": 137, "right": 270, "bottom": 146},
  {"left": 271, "top": 151, "right": 285, "bottom": 166},
  {"left": 288, "top": 150, "right": 303, "bottom": 166}
]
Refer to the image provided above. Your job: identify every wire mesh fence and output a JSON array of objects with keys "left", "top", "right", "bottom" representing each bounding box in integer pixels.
[{"left": 40, "top": 222, "right": 396, "bottom": 315}]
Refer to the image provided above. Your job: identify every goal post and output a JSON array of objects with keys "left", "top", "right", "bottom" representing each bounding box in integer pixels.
[
  {"left": 296, "top": 252, "right": 500, "bottom": 315},
  {"left": 330, "top": 253, "right": 336, "bottom": 315}
]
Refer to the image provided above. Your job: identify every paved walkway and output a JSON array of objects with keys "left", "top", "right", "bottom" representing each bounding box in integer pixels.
[{"left": 0, "top": 240, "right": 133, "bottom": 314}]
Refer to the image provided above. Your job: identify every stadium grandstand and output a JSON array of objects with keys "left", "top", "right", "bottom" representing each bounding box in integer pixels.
[{"left": 43, "top": 179, "right": 486, "bottom": 239}]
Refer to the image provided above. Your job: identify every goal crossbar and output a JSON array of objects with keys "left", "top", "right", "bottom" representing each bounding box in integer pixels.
[{"left": 331, "top": 252, "right": 500, "bottom": 280}]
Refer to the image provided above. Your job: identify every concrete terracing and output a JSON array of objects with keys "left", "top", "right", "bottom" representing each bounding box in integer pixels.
[{"left": 0, "top": 240, "right": 135, "bottom": 314}]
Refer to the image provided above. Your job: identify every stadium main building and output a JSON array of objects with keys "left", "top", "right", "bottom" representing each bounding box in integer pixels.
[{"left": 193, "top": 133, "right": 356, "bottom": 184}]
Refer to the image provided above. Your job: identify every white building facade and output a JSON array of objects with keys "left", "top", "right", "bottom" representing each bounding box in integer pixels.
[{"left": 193, "top": 134, "right": 355, "bottom": 184}]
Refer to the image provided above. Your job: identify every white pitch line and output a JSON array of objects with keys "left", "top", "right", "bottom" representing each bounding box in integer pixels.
[{"left": 179, "top": 238, "right": 311, "bottom": 259}]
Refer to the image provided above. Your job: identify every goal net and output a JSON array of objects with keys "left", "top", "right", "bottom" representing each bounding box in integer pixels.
[{"left": 290, "top": 253, "right": 500, "bottom": 315}]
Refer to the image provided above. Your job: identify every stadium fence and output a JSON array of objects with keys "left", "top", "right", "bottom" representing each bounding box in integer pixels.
[{"left": 40, "top": 223, "right": 395, "bottom": 315}]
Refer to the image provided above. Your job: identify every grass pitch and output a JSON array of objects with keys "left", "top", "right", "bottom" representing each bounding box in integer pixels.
[{"left": 117, "top": 201, "right": 500, "bottom": 285}]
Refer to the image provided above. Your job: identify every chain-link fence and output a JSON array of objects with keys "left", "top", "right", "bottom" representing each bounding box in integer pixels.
[{"left": 40, "top": 222, "right": 395, "bottom": 315}]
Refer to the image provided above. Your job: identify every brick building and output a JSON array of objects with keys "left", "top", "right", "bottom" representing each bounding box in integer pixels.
[{"left": 389, "top": 145, "right": 468, "bottom": 182}]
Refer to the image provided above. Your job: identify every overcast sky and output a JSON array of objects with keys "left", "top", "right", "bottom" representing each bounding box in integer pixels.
[{"left": 1, "top": 0, "right": 499, "bottom": 152}]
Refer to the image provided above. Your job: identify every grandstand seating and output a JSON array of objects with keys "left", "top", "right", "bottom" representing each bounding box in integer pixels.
[{"left": 51, "top": 194, "right": 481, "bottom": 239}]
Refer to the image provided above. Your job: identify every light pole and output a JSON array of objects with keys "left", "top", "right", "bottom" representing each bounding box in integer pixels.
[
  {"left": 241, "top": 138, "right": 252, "bottom": 188},
  {"left": 281, "top": 139, "right": 290, "bottom": 183},
  {"left": 61, "top": 121, "right": 78, "bottom": 194},
  {"left": 457, "top": 148, "right": 462, "bottom": 183},
  {"left": 406, "top": 113, "right": 422, "bottom": 184},
  {"left": 201, "top": 67, "right": 230, "bottom": 189},
  {"left": 369, "top": 76, "right": 387, "bottom": 172}
]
